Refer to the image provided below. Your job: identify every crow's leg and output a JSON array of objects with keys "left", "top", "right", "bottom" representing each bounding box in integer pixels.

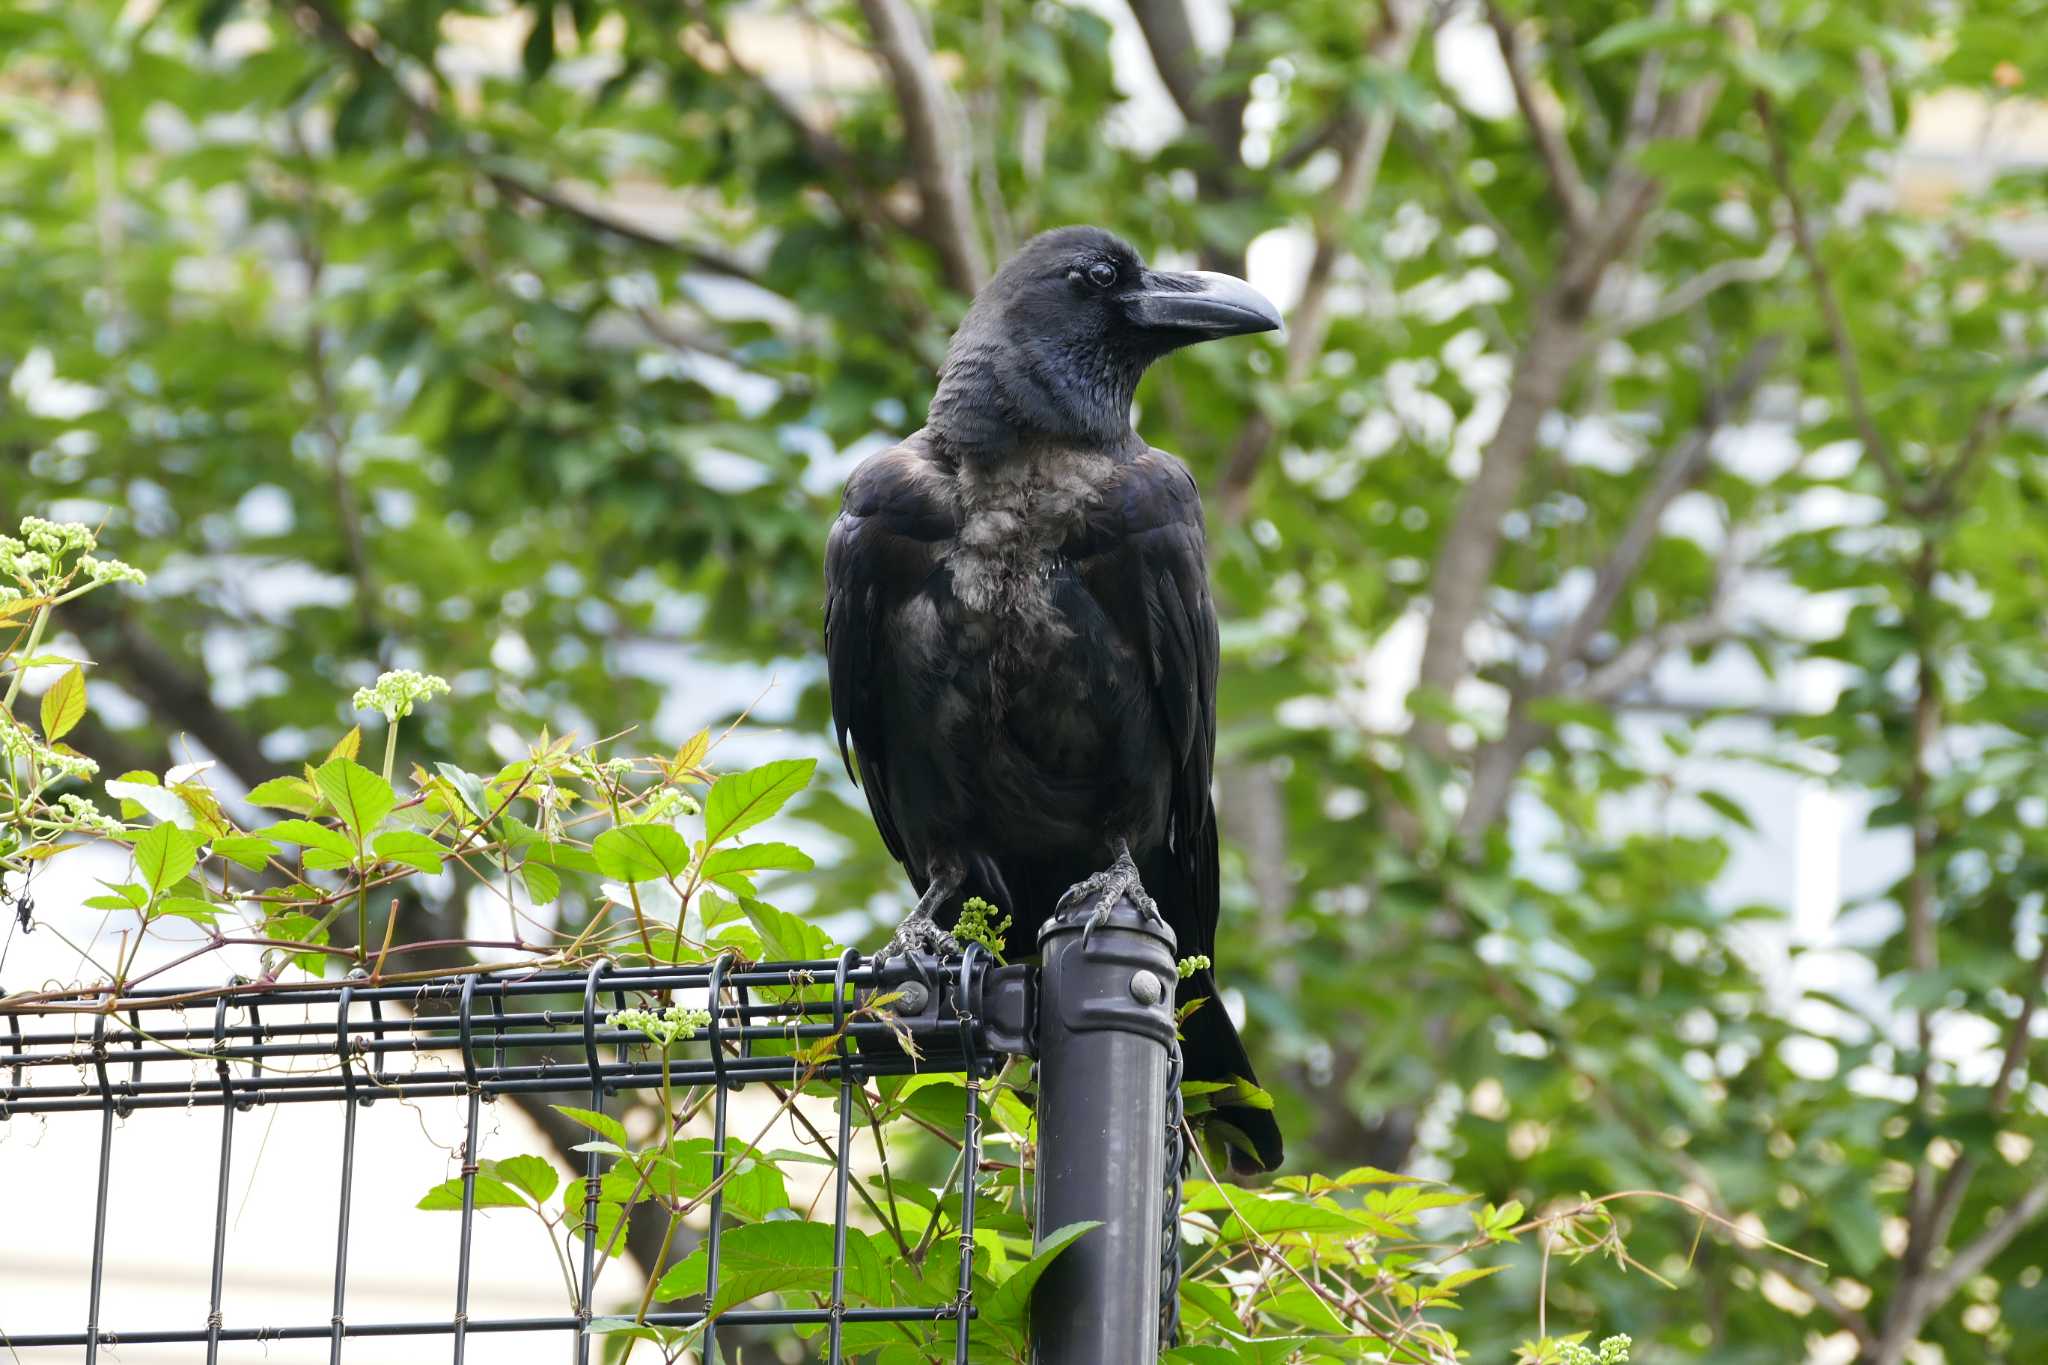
[
  {"left": 1056, "top": 839, "right": 1161, "bottom": 944},
  {"left": 882, "top": 860, "right": 965, "bottom": 960}
]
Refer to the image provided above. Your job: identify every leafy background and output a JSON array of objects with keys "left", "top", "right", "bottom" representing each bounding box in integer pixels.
[{"left": 2, "top": 0, "right": 2046, "bottom": 1361}]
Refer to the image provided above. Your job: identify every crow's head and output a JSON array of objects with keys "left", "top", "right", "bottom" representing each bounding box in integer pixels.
[{"left": 929, "top": 226, "right": 1282, "bottom": 455}]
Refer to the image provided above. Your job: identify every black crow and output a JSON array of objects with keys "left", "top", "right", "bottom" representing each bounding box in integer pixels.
[{"left": 825, "top": 226, "right": 1284, "bottom": 1172}]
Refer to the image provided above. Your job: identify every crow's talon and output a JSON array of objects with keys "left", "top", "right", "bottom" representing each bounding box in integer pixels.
[
  {"left": 883, "top": 914, "right": 962, "bottom": 962},
  {"left": 1058, "top": 844, "right": 1161, "bottom": 946}
]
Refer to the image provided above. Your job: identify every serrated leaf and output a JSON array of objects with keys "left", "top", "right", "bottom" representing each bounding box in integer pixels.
[
  {"left": 327, "top": 726, "right": 361, "bottom": 763},
  {"left": 434, "top": 762, "right": 493, "bottom": 821},
  {"left": 743, "top": 897, "right": 835, "bottom": 961},
  {"left": 981, "top": 1221, "right": 1101, "bottom": 1325},
  {"left": 653, "top": 1221, "right": 886, "bottom": 1313},
  {"left": 106, "top": 779, "right": 196, "bottom": 829},
  {"left": 702, "top": 759, "right": 815, "bottom": 844},
  {"left": 372, "top": 830, "right": 447, "bottom": 873},
  {"left": 85, "top": 880, "right": 147, "bottom": 911},
  {"left": 134, "top": 823, "right": 200, "bottom": 896},
  {"left": 244, "top": 776, "right": 321, "bottom": 813},
  {"left": 210, "top": 835, "right": 280, "bottom": 871},
  {"left": 260, "top": 819, "right": 359, "bottom": 861},
  {"left": 156, "top": 896, "right": 223, "bottom": 923},
  {"left": 593, "top": 822, "right": 691, "bottom": 882},
  {"left": 417, "top": 1174, "right": 531, "bottom": 1211},
  {"left": 698, "top": 842, "right": 815, "bottom": 887},
  {"left": 39, "top": 665, "right": 85, "bottom": 741},
  {"left": 552, "top": 1105, "right": 629, "bottom": 1148},
  {"left": 315, "top": 757, "right": 395, "bottom": 842},
  {"left": 522, "top": 860, "right": 561, "bottom": 904},
  {"left": 490, "top": 1154, "right": 560, "bottom": 1203},
  {"left": 672, "top": 728, "right": 710, "bottom": 775}
]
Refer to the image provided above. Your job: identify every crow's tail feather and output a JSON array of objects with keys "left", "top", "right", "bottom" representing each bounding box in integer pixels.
[{"left": 1178, "top": 967, "right": 1284, "bottom": 1174}]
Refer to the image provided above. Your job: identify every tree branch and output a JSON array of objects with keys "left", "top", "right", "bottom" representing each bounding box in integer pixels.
[
  {"left": 1922, "top": 1182, "right": 2048, "bottom": 1324},
  {"left": 1413, "top": 69, "right": 1723, "bottom": 758},
  {"left": 63, "top": 598, "right": 280, "bottom": 790},
  {"left": 854, "top": 0, "right": 989, "bottom": 294},
  {"left": 1543, "top": 334, "right": 1780, "bottom": 677},
  {"left": 1126, "top": 0, "right": 1244, "bottom": 157},
  {"left": 1395, "top": 119, "right": 1537, "bottom": 292},
  {"left": 1756, "top": 90, "right": 1912, "bottom": 505},
  {"left": 1217, "top": 0, "right": 1428, "bottom": 521},
  {"left": 294, "top": 0, "right": 759, "bottom": 285},
  {"left": 1594, "top": 236, "right": 1792, "bottom": 343},
  {"left": 1484, "top": 0, "right": 1594, "bottom": 235}
]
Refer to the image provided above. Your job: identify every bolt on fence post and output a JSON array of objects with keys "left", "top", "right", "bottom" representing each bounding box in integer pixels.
[{"left": 1030, "top": 883, "right": 1177, "bottom": 1365}]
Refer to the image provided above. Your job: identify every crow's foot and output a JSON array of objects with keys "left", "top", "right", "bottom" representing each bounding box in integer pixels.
[
  {"left": 883, "top": 909, "right": 962, "bottom": 961},
  {"left": 881, "top": 862, "right": 965, "bottom": 961},
  {"left": 1057, "top": 841, "right": 1161, "bottom": 945}
]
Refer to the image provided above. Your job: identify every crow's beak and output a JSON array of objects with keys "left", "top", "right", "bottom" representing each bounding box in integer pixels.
[{"left": 1125, "top": 270, "right": 1284, "bottom": 341}]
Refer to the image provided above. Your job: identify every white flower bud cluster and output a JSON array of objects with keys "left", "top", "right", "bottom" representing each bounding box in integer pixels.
[
  {"left": 351, "top": 669, "right": 452, "bottom": 721},
  {"left": 608, "top": 1003, "right": 713, "bottom": 1048},
  {"left": 0, "top": 520, "right": 143, "bottom": 594},
  {"left": 55, "top": 793, "right": 126, "bottom": 836},
  {"left": 642, "top": 788, "right": 701, "bottom": 822},
  {"left": 0, "top": 720, "right": 99, "bottom": 781}
]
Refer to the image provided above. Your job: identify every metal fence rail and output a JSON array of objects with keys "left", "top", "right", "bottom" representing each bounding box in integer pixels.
[{"left": 1, "top": 898, "right": 1181, "bottom": 1365}]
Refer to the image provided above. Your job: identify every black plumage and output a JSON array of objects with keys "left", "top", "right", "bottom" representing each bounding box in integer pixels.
[{"left": 824, "top": 226, "right": 1284, "bottom": 1173}]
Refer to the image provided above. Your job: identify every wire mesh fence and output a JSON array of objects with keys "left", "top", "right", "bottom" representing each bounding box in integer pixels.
[{"left": 0, "top": 949, "right": 1045, "bottom": 1363}]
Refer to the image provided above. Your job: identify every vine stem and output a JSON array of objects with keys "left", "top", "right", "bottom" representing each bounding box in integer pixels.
[
  {"left": 2, "top": 603, "right": 52, "bottom": 791},
  {"left": 1, "top": 603, "right": 50, "bottom": 712}
]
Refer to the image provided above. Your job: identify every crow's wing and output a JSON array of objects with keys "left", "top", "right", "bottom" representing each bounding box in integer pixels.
[
  {"left": 1091, "top": 450, "right": 1285, "bottom": 1171},
  {"left": 823, "top": 441, "right": 957, "bottom": 886},
  {"left": 1084, "top": 448, "right": 1220, "bottom": 959}
]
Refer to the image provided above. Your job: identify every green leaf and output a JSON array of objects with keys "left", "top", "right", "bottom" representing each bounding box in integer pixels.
[
  {"left": 490, "top": 1154, "right": 560, "bottom": 1203},
  {"left": 1729, "top": 46, "right": 1824, "bottom": 100},
  {"left": 702, "top": 758, "right": 815, "bottom": 844},
  {"left": 592, "top": 822, "right": 691, "bottom": 882},
  {"left": 552, "top": 1105, "right": 629, "bottom": 1148},
  {"left": 652, "top": 1221, "right": 886, "bottom": 1313},
  {"left": 1584, "top": 15, "right": 1697, "bottom": 60},
  {"left": 522, "top": 859, "right": 561, "bottom": 904},
  {"left": 84, "top": 880, "right": 147, "bottom": 911},
  {"left": 244, "top": 777, "right": 321, "bottom": 814},
  {"left": 371, "top": 829, "right": 447, "bottom": 873},
  {"left": 417, "top": 1174, "right": 531, "bottom": 1211},
  {"left": 156, "top": 896, "right": 224, "bottom": 923},
  {"left": 326, "top": 726, "right": 361, "bottom": 763},
  {"left": 981, "top": 1220, "right": 1101, "bottom": 1325},
  {"left": 39, "top": 664, "right": 85, "bottom": 741},
  {"left": 260, "top": 819, "right": 359, "bottom": 861},
  {"left": 434, "top": 762, "right": 494, "bottom": 821},
  {"left": 699, "top": 841, "right": 815, "bottom": 888},
  {"left": 210, "top": 835, "right": 280, "bottom": 871},
  {"left": 1696, "top": 789, "right": 1755, "bottom": 831},
  {"left": 743, "top": 897, "right": 835, "bottom": 962},
  {"left": 134, "top": 823, "right": 200, "bottom": 896},
  {"left": 315, "top": 757, "right": 396, "bottom": 842}
]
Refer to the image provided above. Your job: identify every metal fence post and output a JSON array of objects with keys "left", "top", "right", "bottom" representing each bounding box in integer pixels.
[{"left": 1030, "top": 885, "right": 1178, "bottom": 1365}]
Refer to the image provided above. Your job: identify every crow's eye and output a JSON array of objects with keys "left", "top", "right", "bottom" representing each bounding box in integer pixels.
[{"left": 1085, "top": 260, "right": 1118, "bottom": 290}]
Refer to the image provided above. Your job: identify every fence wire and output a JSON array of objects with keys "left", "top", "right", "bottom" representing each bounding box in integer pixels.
[{"left": 0, "top": 950, "right": 1038, "bottom": 1363}]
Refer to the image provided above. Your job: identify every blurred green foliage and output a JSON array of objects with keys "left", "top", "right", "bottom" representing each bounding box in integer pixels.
[{"left": 3, "top": 0, "right": 2046, "bottom": 1359}]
